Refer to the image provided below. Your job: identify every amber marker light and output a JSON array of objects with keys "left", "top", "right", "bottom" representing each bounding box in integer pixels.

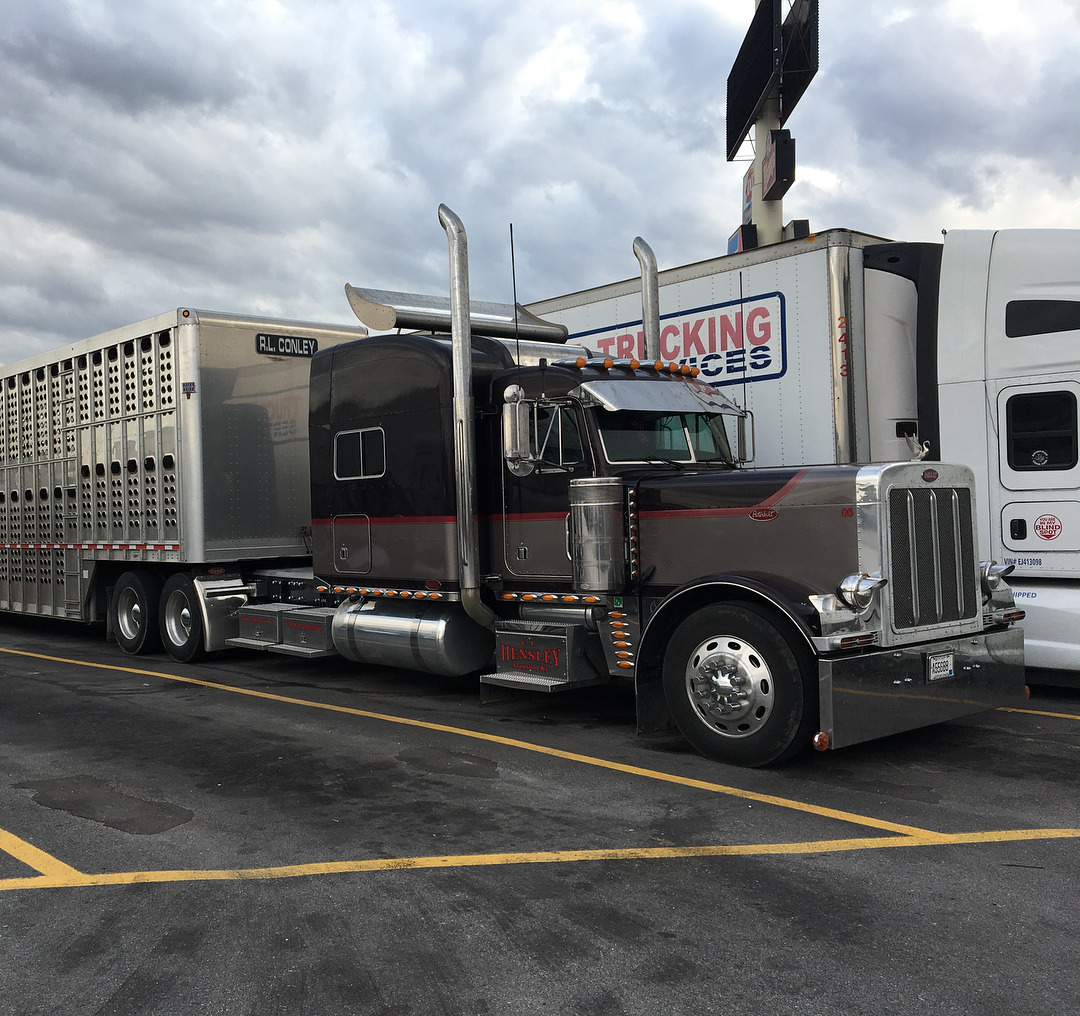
[
  {"left": 1025, "top": 685, "right": 1031, "bottom": 700},
  {"left": 813, "top": 732, "right": 830, "bottom": 751},
  {"left": 690, "top": 366, "right": 700, "bottom": 376}
]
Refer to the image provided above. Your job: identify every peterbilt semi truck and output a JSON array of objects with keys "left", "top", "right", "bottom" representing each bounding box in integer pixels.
[
  {"left": 0, "top": 207, "right": 1025, "bottom": 765},
  {"left": 527, "top": 227, "right": 1080, "bottom": 683}
]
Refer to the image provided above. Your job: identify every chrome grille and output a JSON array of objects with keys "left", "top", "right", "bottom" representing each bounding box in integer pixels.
[{"left": 888, "top": 486, "right": 977, "bottom": 629}]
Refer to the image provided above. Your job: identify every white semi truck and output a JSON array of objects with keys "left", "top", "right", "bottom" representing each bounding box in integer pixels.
[
  {"left": 529, "top": 228, "right": 1080, "bottom": 683},
  {"left": 0, "top": 209, "right": 1026, "bottom": 765}
]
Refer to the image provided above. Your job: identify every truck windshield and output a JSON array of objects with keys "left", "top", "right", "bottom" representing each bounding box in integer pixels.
[{"left": 597, "top": 410, "right": 735, "bottom": 466}]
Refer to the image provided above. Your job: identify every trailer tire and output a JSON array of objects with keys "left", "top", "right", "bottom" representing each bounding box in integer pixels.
[
  {"left": 662, "top": 602, "right": 816, "bottom": 767},
  {"left": 159, "top": 574, "right": 206, "bottom": 663},
  {"left": 110, "top": 571, "right": 162, "bottom": 655}
]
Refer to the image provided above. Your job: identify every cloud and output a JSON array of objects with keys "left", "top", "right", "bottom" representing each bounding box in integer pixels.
[{"left": 1, "top": 0, "right": 1079, "bottom": 361}]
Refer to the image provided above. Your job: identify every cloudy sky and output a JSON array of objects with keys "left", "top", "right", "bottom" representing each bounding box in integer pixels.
[{"left": 3, "top": 0, "right": 1079, "bottom": 360}]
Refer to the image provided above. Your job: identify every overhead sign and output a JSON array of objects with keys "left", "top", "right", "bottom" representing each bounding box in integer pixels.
[
  {"left": 762, "top": 129, "right": 795, "bottom": 200},
  {"left": 725, "top": 0, "right": 819, "bottom": 161},
  {"left": 728, "top": 225, "right": 758, "bottom": 254}
]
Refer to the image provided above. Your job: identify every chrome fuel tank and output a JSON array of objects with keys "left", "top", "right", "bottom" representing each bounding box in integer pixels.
[{"left": 331, "top": 599, "right": 494, "bottom": 676}]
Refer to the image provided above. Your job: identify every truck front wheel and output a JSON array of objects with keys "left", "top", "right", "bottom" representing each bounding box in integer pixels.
[
  {"left": 110, "top": 571, "right": 162, "bottom": 655},
  {"left": 159, "top": 574, "right": 206, "bottom": 663},
  {"left": 662, "top": 603, "right": 816, "bottom": 766}
]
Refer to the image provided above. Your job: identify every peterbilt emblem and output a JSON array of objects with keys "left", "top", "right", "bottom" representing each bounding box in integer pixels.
[
  {"left": 749, "top": 508, "right": 778, "bottom": 521},
  {"left": 921, "top": 468, "right": 939, "bottom": 483}
]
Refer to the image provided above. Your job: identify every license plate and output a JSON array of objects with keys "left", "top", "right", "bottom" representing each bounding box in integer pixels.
[{"left": 927, "top": 652, "right": 955, "bottom": 682}]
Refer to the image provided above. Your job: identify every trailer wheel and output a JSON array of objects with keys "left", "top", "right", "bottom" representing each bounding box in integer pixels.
[
  {"left": 662, "top": 603, "right": 816, "bottom": 767},
  {"left": 109, "top": 571, "right": 162, "bottom": 655},
  {"left": 159, "top": 574, "right": 206, "bottom": 663}
]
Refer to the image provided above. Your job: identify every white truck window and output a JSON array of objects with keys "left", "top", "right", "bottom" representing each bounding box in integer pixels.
[
  {"left": 1005, "top": 299, "right": 1080, "bottom": 338},
  {"left": 1005, "top": 391, "right": 1078, "bottom": 470}
]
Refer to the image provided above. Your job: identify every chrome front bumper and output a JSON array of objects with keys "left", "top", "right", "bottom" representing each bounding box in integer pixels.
[{"left": 817, "top": 626, "right": 1025, "bottom": 750}]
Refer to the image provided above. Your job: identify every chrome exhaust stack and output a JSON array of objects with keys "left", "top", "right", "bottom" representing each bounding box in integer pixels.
[
  {"left": 633, "top": 236, "right": 661, "bottom": 362},
  {"left": 439, "top": 204, "right": 496, "bottom": 629}
]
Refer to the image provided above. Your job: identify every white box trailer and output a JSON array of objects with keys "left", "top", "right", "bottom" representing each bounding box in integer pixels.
[
  {"left": 528, "top": 228, "right": 1080, "bottom": 681},
  {"left": 0, "top": 308, "right": 365, "bottom": 647}
]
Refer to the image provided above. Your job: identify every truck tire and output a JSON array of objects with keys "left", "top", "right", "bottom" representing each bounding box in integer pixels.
[
  {"left": 662, "top": 602, "right": 816, "bottom": 767},
  {"left": 159, "top": 574, "right": 206, "bottom": 663},
  {"left": 109, "top": 571, "right": 162, "bottom": 655}
]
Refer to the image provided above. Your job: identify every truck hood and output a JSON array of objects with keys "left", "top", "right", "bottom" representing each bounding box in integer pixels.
[{"left": 632, "top": 464, "right": 863, "bottom": 516}]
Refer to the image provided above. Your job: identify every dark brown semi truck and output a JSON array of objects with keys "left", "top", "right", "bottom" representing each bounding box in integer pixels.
[{"left": 306, "top": 206, "right": 1025, "bottom": 765}]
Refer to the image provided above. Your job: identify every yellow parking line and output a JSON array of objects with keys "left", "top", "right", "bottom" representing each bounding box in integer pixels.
[
  {"left": 2, "top": 827, "right": 1077, "bottom": 893},
  {"left": 0, "top": 828, "right": 84, "bottom": 879},
  {"left": 1000, "top": 706, "right": 1080, "bottom": 721},
  {"left": 4, "top": 646, "right": 1078, "bottom": 895},
  {"left": 0, "top": 647, "right": 930, "bottom": 836}
]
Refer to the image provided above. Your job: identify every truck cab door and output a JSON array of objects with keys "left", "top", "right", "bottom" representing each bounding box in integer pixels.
[{"left": 501, "top": 404, "right": 590, "bottom": 579}]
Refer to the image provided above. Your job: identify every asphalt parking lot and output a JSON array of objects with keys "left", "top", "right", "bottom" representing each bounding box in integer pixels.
[{"left": 1, "top": 615, "right": 1078, "bottom": 1016}]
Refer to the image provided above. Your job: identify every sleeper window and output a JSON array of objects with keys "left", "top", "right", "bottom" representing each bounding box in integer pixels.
[{"left": 335, "top": 428, "right": 386, "bottom": 479}]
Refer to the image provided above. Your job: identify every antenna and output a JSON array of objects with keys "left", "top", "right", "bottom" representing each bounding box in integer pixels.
[{"left": 509, "top": 223, "right": 522, "bottom": 366}]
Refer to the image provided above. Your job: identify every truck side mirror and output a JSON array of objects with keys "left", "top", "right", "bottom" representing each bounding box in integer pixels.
[
  {"left": 737, "top": 411, "right": 755, "bottom": 464},
  {"left": 502, "top": 386, "right": 535, "bottom": 476}
]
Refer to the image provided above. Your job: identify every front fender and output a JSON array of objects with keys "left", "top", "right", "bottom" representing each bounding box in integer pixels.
[{"left": 634, "top": 573, "right": 823, "bottom": 735}]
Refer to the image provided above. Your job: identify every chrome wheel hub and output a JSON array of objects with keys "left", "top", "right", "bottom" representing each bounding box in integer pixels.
[
  {"left": 164, "top": 591, "right": 193, "bottom": 645},
  {"left": 684, "top": 633, "right": 774, "bottom": 737},
  {"left": 117, "top": 589, "right": 142, "bottom": 641}
]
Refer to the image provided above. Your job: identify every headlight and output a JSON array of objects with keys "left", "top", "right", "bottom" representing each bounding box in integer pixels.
[{"left": 837, "top": 572, "right": 887, "bottom": 612}]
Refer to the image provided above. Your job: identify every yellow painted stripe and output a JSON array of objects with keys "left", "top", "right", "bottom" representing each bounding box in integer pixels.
[
  {"left": 1000, "top": 706, "right": 1080, "bottom": 721},
  {"left": 2, "top": 827, "right": 1077, "bottom": 893},
  {"left": 0, "top": 647, "right": 929, "bottom": 836},
  {"left": 0, "top": 828, "right": 84, "bottom": 878}
]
